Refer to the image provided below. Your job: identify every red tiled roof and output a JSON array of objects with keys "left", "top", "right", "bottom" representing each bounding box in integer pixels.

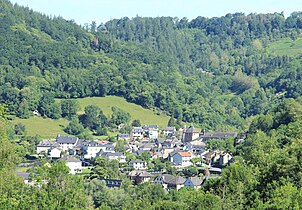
[{"left": 178, "top": 152, "right": 191, "bottom": 157}]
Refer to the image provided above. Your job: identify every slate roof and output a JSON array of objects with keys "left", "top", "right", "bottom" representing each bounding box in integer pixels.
[
  {"left": 163, "top": 127, "right": 175, "bottom": 131},
  {"left": 86, "top": 141, "right": 101, "bottom": 147},
  {"left": 160, "top": 174, "right": 186, "bottom": 185},
  {"left": 143, "top": 125, "right": 158, "bottom": 130},
  {"left": 129, "top": 159, "right": 144, "bottom": 164},
  {"left": 199, "top": 132, "right": 237, "bottom": 139},
  {"left": 132, "top": 127, "right": 143, "bottom": 132},
  {"left": 133, "top": 150, "right": 147, "bottom": 156},
  {"left": 56, "top": 136, "right": 78, "bottom": 144},
  {"left": 37, "top": 140, "right": 60, "bottom": 147},
  {"left": 139, "top": 142, "right": 155, "bottom": 149},
  {"left": 188, "top": 177, "right": 204, "bottom": 186},
  {"left": 118, "top": 134, "right": 130, "bottom": 138},
  {"left": 60, "top": 156, "right": 81, "bottom": 163},
  {"left": 128, "top": 170, "right": 151, "bottom": 177}
]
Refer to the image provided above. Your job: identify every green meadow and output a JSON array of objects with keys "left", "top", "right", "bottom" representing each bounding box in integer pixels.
[
  {"left": 12, "top": 96, "right": 170, "bottom": 138},
  {"left": 267, "top": 37, "right": 302, "bottom": 57}
]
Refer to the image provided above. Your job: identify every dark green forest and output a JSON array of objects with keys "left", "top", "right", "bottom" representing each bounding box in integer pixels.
[{"left": 2, "top": 0, "right": 302, "bottom": 208}]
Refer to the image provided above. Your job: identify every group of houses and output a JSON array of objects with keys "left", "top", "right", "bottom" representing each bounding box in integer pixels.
[{"left": 35, "top": 125, "right": 238, "bottom": 189}]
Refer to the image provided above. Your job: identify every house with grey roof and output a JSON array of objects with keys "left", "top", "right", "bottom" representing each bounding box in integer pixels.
[
  {"left": 163, "top": 127, "right": 176, "bottom": 137},
  {"left": 184, "top": 177, "right": 205, "bottom": 189},
  {"left": 56, "top": 135, "right": 79, "bottom": 151},
  {"left": 129, "top": 159, "right": 147, "bottom": 170},
  {"left": 101, "top": 152, "right": 126, "bottom": 163},
  {"left": 143, "top": 125, "right": 159, "bottom": 139},
  {"left": 184, "top": 141, "right": 207, "bottom": 156},
  {"left": 81, "top": 141, "right": 115, "bottom": 159},
  {"left": 128, "top": 170, "right": 152, "bottom": 184},
  {"left": 36, "top": 140, "right": 60, "bottom": 154},
  {"left": 117, "top": 133, "right": 130, "bottom": 141},
  {"left": 154, "top": 174, "right": 186, "bottom": 190},
  {"left": 138, "top": 141, "right": 156, "bottom": 151},
  {"left": 198, "top": 130, "right": 237, "bottom": 141},
  {"left": 130, "top": 127, "right": 144, "bottom": 140}
]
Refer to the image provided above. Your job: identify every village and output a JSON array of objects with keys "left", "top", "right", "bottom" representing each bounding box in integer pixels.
[{"left": 22, "top": 124, "right": 241, "bottom": 191}]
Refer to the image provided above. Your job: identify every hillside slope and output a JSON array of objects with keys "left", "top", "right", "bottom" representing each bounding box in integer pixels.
[{"left": 1, "top": 0, "right": 302, "bottom": 131}]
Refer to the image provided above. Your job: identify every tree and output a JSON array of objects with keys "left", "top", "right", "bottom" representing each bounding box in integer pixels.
[
  {"left": 168, "top": 117, "right": 176, "bottom": 127},
  {"left": 110, "top": 106, "right": 131, "bottom": 125},
  {"left": 131, "top": 119, "right": 141, "bottom": 127},
  {"left": 82, "top": 105, "right": 102, "bottom": 130},
  {"left": 32, "top": 161, "right": 94, "bottom": 209},
  {"left": 48, "top": 103, "right": 62, "bottom": 119},
  {"left": 16, "top": 100, "right": 30, "bottom": 119},
  {"left": 64, "top": 117, "right": 84, "bottom": 135},
  {"left": 14, "top": 123, "right": 26, "bottom": 135},
  {"left": 61, "top": 99, "right": 79, "bottom": 120},
  {"left": 38, "top": 92, "right": 55, "bottom": 117}
]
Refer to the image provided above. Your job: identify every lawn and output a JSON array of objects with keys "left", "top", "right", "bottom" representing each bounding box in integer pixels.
[
  {"left": 11, "top": 96, "right": 171, "bottom": 139},
  {"left": 11, "top": 116, "right": 69, "bottom": 139},
  {"left": 69, "top": 96, "right": 170, "bottom": 128},
  {"left": 267, "top": 37, "right": 302, "bottom": 57}
]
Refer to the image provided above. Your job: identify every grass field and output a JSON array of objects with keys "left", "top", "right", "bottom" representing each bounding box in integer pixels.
[
  {"left": 267, "top": 37, "right": 302, "bottom": 57},
  {"left": 73, "top": 96, "right": 170, "bottom": 128},
  {"left": 12, "top": 96, "right": 170, "bottom": 139},
  {"left": 12, "top": 116, "right": 69, "bottom": 139}
]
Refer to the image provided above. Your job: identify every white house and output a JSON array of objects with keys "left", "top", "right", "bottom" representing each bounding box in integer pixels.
[
  {"left": 163, "top": 127, "right": 176, "bottom": 137},
  {"left": 154, "top": 174, "right": 186, "bottom": 190},
  {"left": 170, "top": 151, "right": 192, "bottom": 167},
  {"left": 129, "top": 159, "right": 146, "bottom": 170},
  {"left": 130, "top": 127, "right": 144, "bottom": 140},
  {"left": 49, "top": 147, "right": 62, "bottom": 159},
  {"left": 36, "top": 140, "right": 60, "bottom": 154},
  {"left": 145, "top": 125, "right": 159, "bottom": 139},
  {"left": 105, "top": 152, "right": 126, "bottom": 163},
  {"left": 56, "top": 135, "right": 78, "bottom": 151},
  {"left": 83, "top": 141, "right": 115, "bottom": 159},
  {"left": 61, "top": 157, "right": 82, "bottom": 175}
]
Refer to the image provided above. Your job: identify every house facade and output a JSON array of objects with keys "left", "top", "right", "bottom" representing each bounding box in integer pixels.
[
  {"left": 145, "top": 125, "right": 159, "bottom": 139},
  {"left": 49, "top": 147, "right": 62, "bottom": 159},
  {"left": 154, "top": 174, "right": 186, "bottom": 190},
  {"left": 130, "top": 127, "right": 144, "bottom": 140},
  {"left": 170, "top": 151, "right": 192, "bottom": 167},
  {"left": 163, "top": 127, "right": 176, "bottom": 137},
  {"left": 56, "top": 135, "right": 78, "bottom": 151},
  {"left": 184, "top": 177, "right": 204, "bottom": 189},
  {"left": 129, "top": 159, "right": 146, "bottom": 170},
  {"left": 61, "top": 157, "right": 82, "bottom": 175},
  {"left": 128, "top": 170, "right": 151, "bottom": 184},
  {"left": 36, "top": 140, "right": 60, "bottom": 154}
]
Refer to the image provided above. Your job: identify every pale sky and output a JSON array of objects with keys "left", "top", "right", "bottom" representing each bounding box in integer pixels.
[{"left": 9, "top": 0, "right": 302, "bottom": 26}]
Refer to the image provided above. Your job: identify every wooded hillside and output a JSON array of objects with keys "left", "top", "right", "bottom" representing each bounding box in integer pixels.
[{"left": 1, "top": 0, "right": 302, "bottom": 131}]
